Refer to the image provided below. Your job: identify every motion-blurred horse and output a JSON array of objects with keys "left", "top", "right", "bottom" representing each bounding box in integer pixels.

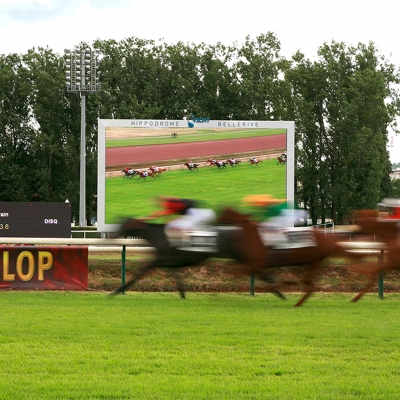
[
  {"left": 109, "top": 213, "right": 280, "bottom": 298},
  {"left": 206, "top": 158, "right": 217, "bottom": 166},
  {"left": 149, "top": 166, "right": 167, "bottom": 175},
  {"left": 249, "top": 157, "right": 262, "bottom": 166},
  {"left": 183, "top": 162, "right": 199, "bottom": 171},
  {"left": 121, "top": 168, "right": 139, "bottom": 178},
  {"left": 277, "top": 156, "right": 286, "bottom": 165},
  {"left": 349, "top": 210, "right": 399, "bottom": 302},
  {"left": 226, "top": 158, "right": 241, "bottom": 167},
  {"left": 137, "top": 170, "right": 155, "bottom": 180},
  {"left": 217, "top": 208, "right": 360, "bottom": 306},
  {"left": 215, "top": 160, "right": 228, "bottom": 169}
]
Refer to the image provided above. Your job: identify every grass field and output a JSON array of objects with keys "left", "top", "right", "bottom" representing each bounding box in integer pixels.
[
  {"left": 106, "top": 159, "right": 286, "bottom": 223},
  {"left": 1, "top": 292, "right": 400, "bottom": 399},
  {"left": 106, "top": 128, "right": 285, "bottom": 148}
]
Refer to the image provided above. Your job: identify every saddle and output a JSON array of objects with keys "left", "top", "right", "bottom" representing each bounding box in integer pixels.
[
  {"left": 171, "top": 226, "right": 241, "bottom": 252},
  {"left": 257, "top": 226, "right": 317, "bottom": 250}
]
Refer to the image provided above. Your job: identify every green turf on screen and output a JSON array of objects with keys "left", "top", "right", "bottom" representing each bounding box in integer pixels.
[{"left": 106, "top": 159, "right": 286, "bottom": 223}]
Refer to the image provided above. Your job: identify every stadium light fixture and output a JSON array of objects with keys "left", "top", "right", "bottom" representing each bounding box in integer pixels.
[{"left": 65, "top": 47, "right": 101, "bottom": 227}]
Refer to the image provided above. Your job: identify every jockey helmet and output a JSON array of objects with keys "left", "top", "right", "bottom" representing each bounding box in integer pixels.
[{"left": 161, "top": 197, "right": 196, "bottom": 215}]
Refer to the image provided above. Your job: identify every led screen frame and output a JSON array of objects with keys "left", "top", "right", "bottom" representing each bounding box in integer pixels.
[{"left": 97, "top": 119, "right": 294, "bottom": 232}]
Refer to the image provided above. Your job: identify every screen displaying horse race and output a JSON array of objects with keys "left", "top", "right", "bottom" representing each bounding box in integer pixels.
[{"left": 97, "top": 119, "right": 294, "bottom": 232}]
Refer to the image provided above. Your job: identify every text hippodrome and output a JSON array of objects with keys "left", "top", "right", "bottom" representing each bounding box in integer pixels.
[{"left": 129, "top": 120, "right": 260, "bottom": 128}]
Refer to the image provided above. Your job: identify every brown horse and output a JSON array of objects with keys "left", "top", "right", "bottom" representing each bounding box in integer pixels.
[
  {"left": 110, "top": 211, "right": 283, "bottom": 299},
  {"left": 277, "top": 156, "right": 286, "bottom": 165},
  {"left": 349, "top": 210, "right": 398, "bottom": 302},
  {"left": 137, "top": 170, "right": 155, "bottom": 180},
  {"left": 149, "top": 166, "right": 167, "bottom": 175},
  {"left": 226, "top": 158, "right": 241, "bottom": 167},
  {"left": 216, "top": 208, "right": 360, "bottom": 306},
  {"left": 249, "top": 157, "right": 262, "bottom": 166},
  {"left": 206, "top": 158, "right": 217, "bottom": 166}
]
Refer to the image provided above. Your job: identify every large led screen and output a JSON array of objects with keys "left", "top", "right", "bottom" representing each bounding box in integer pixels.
[{"left": 97, "top": 119, "right": 294, "bottom": 232}]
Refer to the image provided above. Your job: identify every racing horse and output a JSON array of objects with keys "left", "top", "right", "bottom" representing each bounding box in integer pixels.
[
  {"left": 226, "top": 158, "right": 241, "bottom": 167},
  {"left": 137, "top": 170, "right": 155, "bottom": 180},
  {"left": 183, "top": 162, "right": 199, "bottom": 171},
  {"left": 109, "top": 212, "right": 282, "bottom": 298},
  {"left": 277, "top": 156, "right": 286, "bottom": 165},
  {"left": 149, "top": 166, "right": 167, "bottom": 175},
  {"left": 215, "top": 160, "right": 228, "bottom": 169},
  {"left": 249, "top": 157, "right": 262, "bottom": 166},
  {"left": 206, "top": 158, "right": 217, "bottom": 166},
  {"left": 121, "top": 168, "right": 139, "bottom": 178},
  {"left": 348, "top": 210, "right": 399, "bottom": 302},
  {"left": 217, "top": 208, "right": 362, "bottom": 306}
]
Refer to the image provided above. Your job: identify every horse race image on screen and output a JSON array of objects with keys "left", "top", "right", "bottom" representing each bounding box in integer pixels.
[{"left": 97, "top": 119, "right": 294, "bottom": 232}]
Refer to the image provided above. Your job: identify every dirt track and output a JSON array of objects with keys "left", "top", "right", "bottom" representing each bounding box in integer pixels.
[{"left": 106, "top": 134, "right": 286, "bottom": 168}]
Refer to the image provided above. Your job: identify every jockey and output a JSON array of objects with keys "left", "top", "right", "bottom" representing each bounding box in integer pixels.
[
  {"left": 187, "top": 160, "right": 194, "bottom": 167},
  {"left": 149, "top": 197, "right": 216, "bottom": 243},
  {"left": 243, "top": 194, "right": 309, "bottom": 248},
  {"left": 281, "top": 153, "right": 287, "bottom": 160}
]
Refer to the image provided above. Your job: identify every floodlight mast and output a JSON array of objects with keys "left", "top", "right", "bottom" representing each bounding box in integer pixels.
[{"left": 65, "top": 47, "right": 101, "bottom": 227}]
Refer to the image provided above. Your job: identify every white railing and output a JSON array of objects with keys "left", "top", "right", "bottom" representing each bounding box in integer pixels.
[{"left": 0, "top": 237, "right": 153, "bottom": 253}]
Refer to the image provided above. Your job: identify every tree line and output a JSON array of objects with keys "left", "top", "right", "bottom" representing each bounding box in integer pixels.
[{"left": 0, "top": 33, "right": 399, "bottom": 225}]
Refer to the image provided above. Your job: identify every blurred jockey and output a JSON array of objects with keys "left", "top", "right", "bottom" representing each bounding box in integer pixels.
[
  {"left": 149, "top": 197, "right": 216, "bottom": 243},
  {"left": 379, "top": 198, "right": 400, "bottom": 221},
  {"left": 243, "top": 194, "right": 309, "bottom": 248},
  {"left": 392, "top": 207, "right": 400, "bottom": 219}
]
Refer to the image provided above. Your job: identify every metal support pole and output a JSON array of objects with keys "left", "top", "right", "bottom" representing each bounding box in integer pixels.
[
  {"left": 378, "top": 249, "right": 384, "bottom": 299},
  {"left": 79, "top": 93, "right": 86, "bottom": 227},
  {"left": 121, "top": 245, "right": 126, "bottom": 295},
  {"left": 378, "top": 272, "right": 384, "bottom": 299},
  {"left": 250, "top": 275, "right": 255, "bottom": 297}
]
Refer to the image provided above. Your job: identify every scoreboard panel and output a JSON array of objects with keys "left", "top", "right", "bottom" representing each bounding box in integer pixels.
[{"left": 0, "top": 202, "right": 71, "bottom": 238}]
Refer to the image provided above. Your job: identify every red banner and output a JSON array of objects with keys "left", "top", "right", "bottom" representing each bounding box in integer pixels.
[{"left": 0, "top": 246, "right": 88, "bottom": 290}]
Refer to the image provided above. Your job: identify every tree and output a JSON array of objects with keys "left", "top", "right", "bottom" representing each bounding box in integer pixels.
[
  {"left": 233, "top": 33, "right": 290, "bottom": 120},
  {"left": 288, "top": 41, "right": 400, "bottom": 223},
  {"left": 0, "top": 53, "right": 36, "bottom": 201}
]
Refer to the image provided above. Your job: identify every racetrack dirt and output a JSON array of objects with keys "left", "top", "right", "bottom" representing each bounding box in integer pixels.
[{"left": 106, "top": 134, "right": 286, "bottom": 169}]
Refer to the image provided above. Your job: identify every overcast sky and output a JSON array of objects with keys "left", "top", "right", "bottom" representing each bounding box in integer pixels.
[{"left": 1, "top": 0, "right": 399, "bottom": 161}]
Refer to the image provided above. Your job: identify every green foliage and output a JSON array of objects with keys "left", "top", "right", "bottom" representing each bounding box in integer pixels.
[
  {"left": 288, "top": 41, "right": 400, "bottom": 223},
  {"left": 1, "top": 292, "right": 400, "bottom": 399},
  {"left": 0, "top": 35, "right": 398, "bottom": 226}
]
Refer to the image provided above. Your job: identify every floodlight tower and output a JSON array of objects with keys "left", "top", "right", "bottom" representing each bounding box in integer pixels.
[{"left": 65, "top": 47, "right": 101, "bottom": 227}]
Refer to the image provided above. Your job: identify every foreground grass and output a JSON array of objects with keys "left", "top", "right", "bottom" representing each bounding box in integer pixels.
[{"left": 1, "top": 292, "right": 400, "bottom": 399}]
